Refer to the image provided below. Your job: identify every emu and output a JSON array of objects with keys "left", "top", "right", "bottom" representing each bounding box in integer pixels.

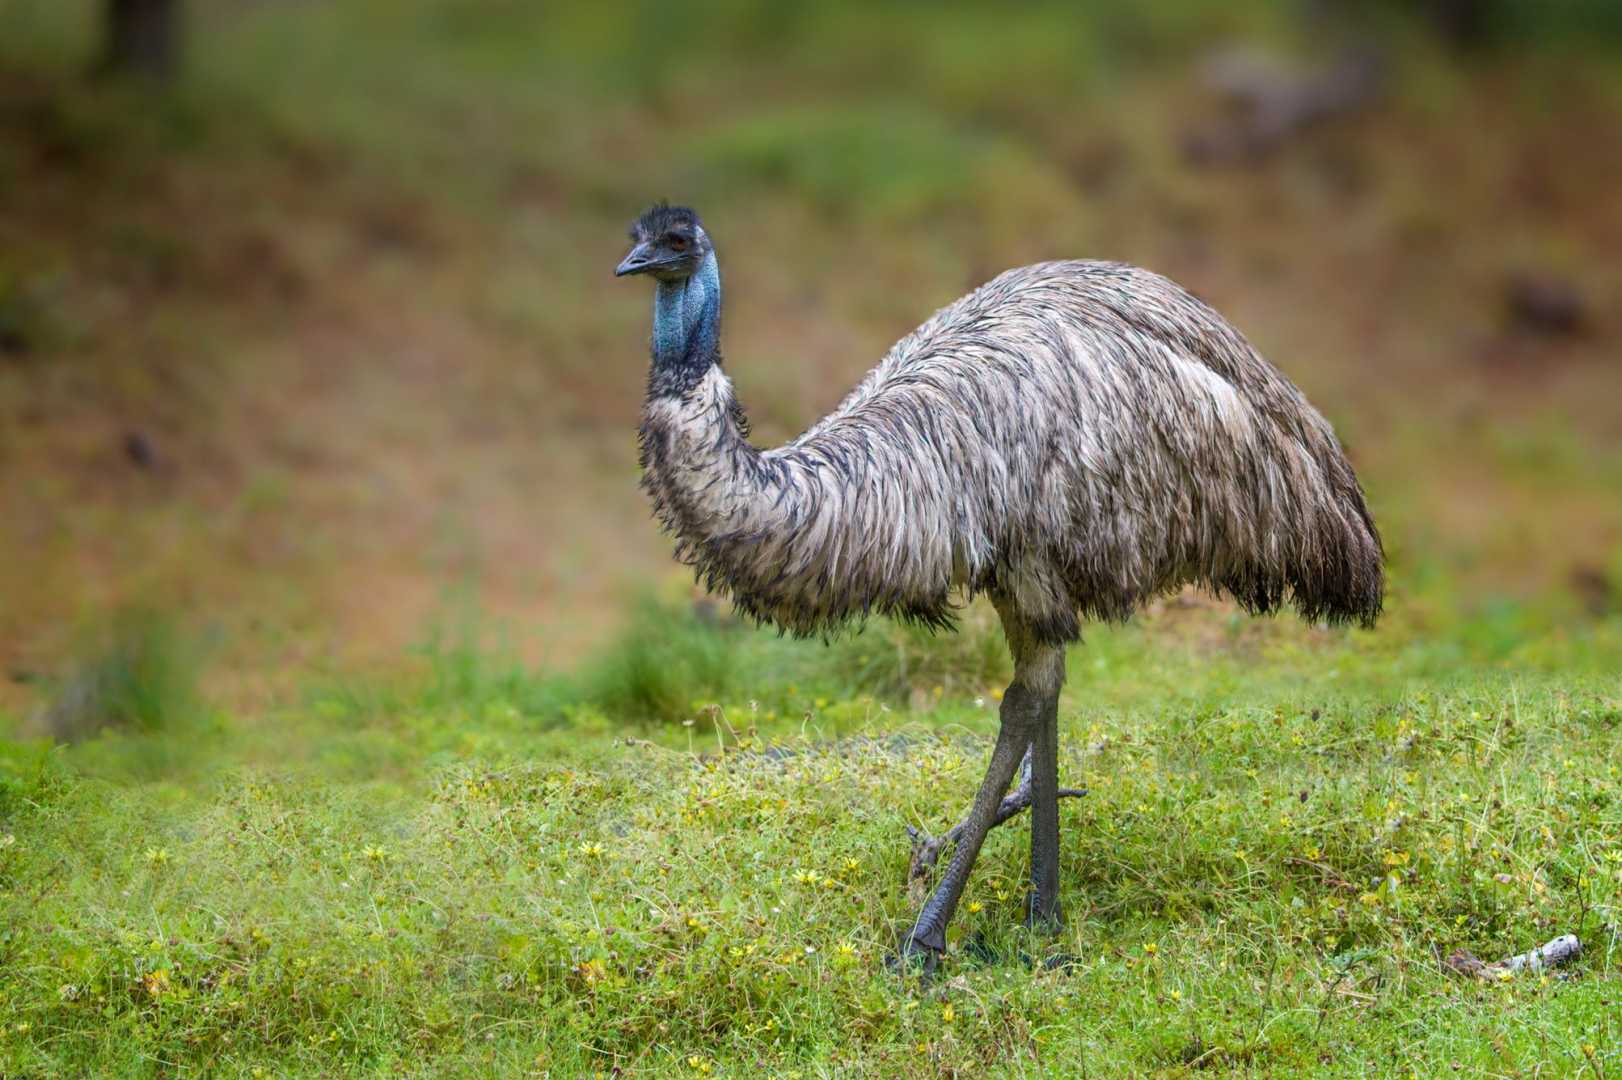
[{"left": 615, "top": 203, "right": 1382, "bottom": 968}]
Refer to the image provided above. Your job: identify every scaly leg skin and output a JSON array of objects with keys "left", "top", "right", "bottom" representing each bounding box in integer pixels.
[
  {"left": 1025, "top": 685, "right": 1064, "bottom": 931},
  {"left": 904, "top": 750, "right": 1087, "bottom": 891},
  {"left": 895, "top": 685, "right": 1036, "bottom": 973}
]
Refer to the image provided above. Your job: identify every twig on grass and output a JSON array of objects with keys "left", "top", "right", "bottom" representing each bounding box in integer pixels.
[{"left": 1443, "top": 934, "right": 1582, "bottom": 980}]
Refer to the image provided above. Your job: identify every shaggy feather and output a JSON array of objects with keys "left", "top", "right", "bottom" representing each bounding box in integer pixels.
[{"left": 636, "top": 255, "right": 1382, "bottom": 645}]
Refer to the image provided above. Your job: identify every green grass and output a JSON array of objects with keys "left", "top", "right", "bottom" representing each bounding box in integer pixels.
[{"left": 2, "top": 593, "right": 1619, "bottom": 1077}]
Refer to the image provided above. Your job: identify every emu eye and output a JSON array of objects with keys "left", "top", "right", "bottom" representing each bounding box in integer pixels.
[{"left": 667, "top": 235, "right": 689, "bottom": 251}]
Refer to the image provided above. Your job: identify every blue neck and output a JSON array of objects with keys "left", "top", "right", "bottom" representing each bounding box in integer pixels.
[{"left": 650, "top": 251, "right": 721, "bottom": 395}]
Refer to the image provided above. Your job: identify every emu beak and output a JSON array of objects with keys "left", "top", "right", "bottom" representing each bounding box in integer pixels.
[{"left": 615, "top": 243, "right": 654, "bottom": 278}]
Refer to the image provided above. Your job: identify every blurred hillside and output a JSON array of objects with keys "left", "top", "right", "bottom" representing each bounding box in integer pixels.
[{"left": 1, "top": 0, "right": 1619, "bottom": 716}]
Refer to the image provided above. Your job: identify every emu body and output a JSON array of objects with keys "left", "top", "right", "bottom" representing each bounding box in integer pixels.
[{"left": 617, "top": 204, "right": 1382, "bottom": 966}]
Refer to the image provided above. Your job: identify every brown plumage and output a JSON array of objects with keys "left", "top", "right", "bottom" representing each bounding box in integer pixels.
[{"left": 617, "top": 207, "right": 1383, "bottom": 969}]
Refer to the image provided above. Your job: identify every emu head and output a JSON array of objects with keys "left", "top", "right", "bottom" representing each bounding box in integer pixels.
[{"left": 615, "top": 203, "right": 710, "bottom": 282}]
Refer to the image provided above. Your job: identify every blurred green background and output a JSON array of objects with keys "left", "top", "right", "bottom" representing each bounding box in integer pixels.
[{"left": 0, "top": 0, "right": 1618, "bottom": 744}]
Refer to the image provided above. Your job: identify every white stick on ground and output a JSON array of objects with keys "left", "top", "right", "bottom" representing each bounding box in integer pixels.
[
  {"left": 1495, "top": 934, "right": 1581, "bottom": 974},
  {"left": 1444, "top": 934, "right": 1582, "bottom": 979}
]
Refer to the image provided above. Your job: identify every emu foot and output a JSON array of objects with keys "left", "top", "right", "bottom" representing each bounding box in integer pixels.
[
  {"left": 963, "top": 933, "right": 1079, "bottom": 973},
  {"left": 888, "top": 927, "right": 947, "bottom": 979},
  {"left": 1037, "top": 950, "right": 1081, "bottom": 973}
]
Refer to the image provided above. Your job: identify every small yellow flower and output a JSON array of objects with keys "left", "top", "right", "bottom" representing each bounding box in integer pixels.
[
  {"left": 1169, "top": 989, "right": 1182, "bottom": 1001},
  {"left": 967, "top": 901, "right": 983, "bottom": 914},
  {"left": 144, "top": 847, "right": 170, "bottom": 866},
  {"left": 142, "top": 969, "right": 171, "bottom": 997},
  {"left": 363, "top": 845, "right": 389, "bottom": 863},
  {"left": 838, "top": 942, "right": 857, "bottom": 958},
  {"left": 942, "top": 1004, "right": 955, "bottom": 1023},
  {"left": 1142, "top": 942, "right": 1158, "bottom": 955},
  {"left": 578, "top": 842, "right": 604, "bottom": 859}
]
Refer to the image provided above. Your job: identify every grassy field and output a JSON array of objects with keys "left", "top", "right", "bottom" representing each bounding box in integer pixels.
[
  {"left": 1, "top": 597, "right": 1619, "bottom": 1076},
  {"left": 2, "top": 1, "right": 1621, "bottom": 1076}
]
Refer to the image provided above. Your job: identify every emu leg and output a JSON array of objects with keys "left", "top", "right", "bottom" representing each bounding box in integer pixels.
[
  {"left": 905, "top": 750, "right": 1086, "bottom": 891},
  {"left": 897, "top": 688, "right": 1036, "bottom": 969},
  {"left": 1025, "top": 686, "right": 1064, "bottom": 930}
]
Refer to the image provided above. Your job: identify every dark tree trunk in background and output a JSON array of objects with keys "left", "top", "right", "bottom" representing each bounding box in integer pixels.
[
  {"left": 1307, "top": 0, "right": 1498, "bottom": 50},
  {"left": 99, "top": 0, "right": 180, "bottom": 79},
  {"left": 1424, "top": 0, "right": 1492, "bottom": 48}
]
